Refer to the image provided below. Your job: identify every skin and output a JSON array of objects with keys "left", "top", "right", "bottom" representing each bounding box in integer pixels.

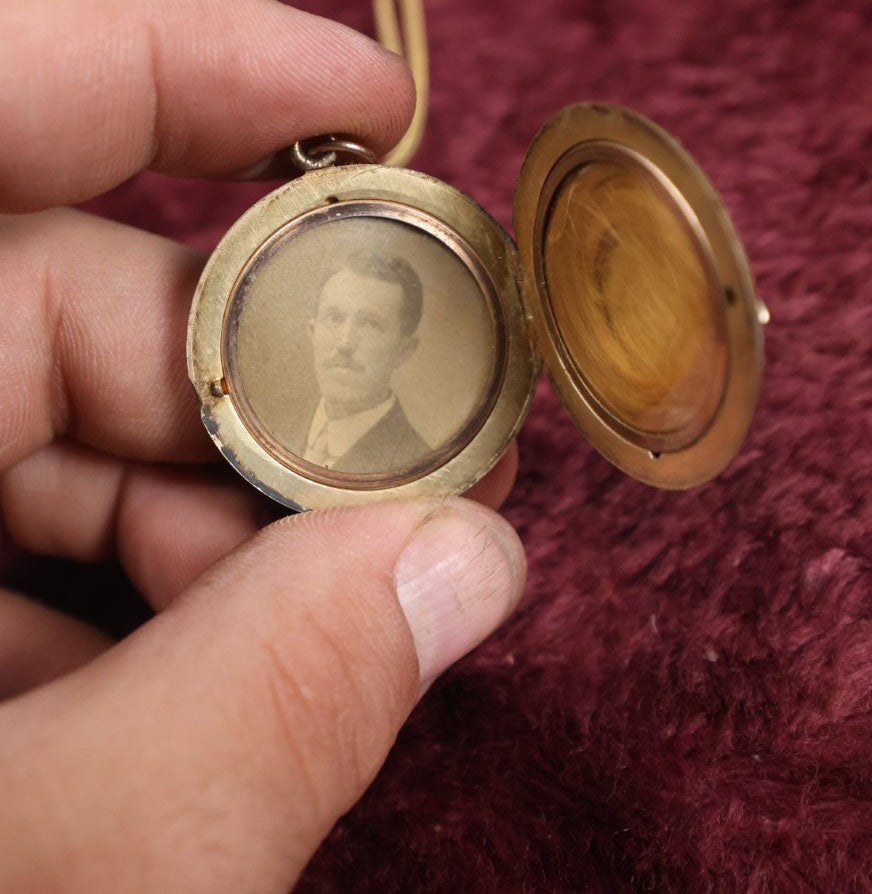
[
  {"left": 0, "top": 1, "right": 523, "bottom": 891},
  {"left": 309, "top": 269, "right": 419, "bottom": 419}
]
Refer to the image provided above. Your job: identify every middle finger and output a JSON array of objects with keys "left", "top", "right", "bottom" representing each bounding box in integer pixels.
[
  {"left": 0, "top": 208, "right": 211, "bottom": 474},
  {"left": 2, "top": 440, "right": 268, "bottom": 609}
]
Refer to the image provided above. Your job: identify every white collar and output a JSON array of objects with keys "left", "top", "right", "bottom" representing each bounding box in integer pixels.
[{"left": 304, "top": 394, "right": 397, "bottom": 466}]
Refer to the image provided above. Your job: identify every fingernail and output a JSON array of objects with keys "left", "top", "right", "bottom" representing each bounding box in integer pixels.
[{"left": 394, "top": 502, "right": 526, "bottom": 685}]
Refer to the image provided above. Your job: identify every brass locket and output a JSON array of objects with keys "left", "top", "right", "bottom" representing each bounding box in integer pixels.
[{"left": 187, "top": 102, "right": 765, "bottom": 511}]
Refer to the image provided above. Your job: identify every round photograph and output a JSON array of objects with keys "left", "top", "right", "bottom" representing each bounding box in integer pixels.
[{"left": 223, "top": 204, "right": 503, "bottom": 486}]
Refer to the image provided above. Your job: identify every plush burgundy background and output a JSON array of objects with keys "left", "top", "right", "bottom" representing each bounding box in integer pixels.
[{"left": 27, "top": 0, "right": 872, "bottom": 889}]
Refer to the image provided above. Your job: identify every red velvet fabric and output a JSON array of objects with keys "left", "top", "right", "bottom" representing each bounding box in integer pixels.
[{"left": 67, "top": 0, "right": 872, "bottom": 888}]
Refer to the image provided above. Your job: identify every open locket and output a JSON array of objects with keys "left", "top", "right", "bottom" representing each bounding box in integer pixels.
[{"left": 187, "top": 103, "right": 766, "bottom": 512}]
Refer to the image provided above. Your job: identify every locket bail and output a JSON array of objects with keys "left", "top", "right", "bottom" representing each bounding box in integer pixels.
[{"left": 290, "top": 136, "right": 378, "bottom": 173}]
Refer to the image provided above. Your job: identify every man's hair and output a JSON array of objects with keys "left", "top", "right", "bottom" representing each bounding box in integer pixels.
[{"left": 322, "top": 249, "right": 424, "bottom": 336}]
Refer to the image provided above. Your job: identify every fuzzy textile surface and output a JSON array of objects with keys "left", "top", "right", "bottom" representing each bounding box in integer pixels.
[{"left": 15, "top": 0, "right": 872, "bottom": 890}]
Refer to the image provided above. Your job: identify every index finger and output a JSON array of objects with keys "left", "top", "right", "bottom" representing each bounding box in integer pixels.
[{"left": 0, "top": 0, "right": 414, "bottom": 212}]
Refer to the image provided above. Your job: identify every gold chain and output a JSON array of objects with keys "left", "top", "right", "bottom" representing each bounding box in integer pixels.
[{"left": 373, "top": 0, "right": 429, "bottom": 166}]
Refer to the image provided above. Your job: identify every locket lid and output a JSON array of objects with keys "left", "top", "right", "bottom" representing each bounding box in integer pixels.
[{"left": 514, "top": 103, "right": 765, "bottom": 489}]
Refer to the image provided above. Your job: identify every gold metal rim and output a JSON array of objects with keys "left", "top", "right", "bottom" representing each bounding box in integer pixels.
[
  {"left": 514, "top": 103, "right": 763, "bottom": 489},
  {"left": 221, "top": 198, "right": 507, "bottom": 490},
  {"left": 188, "top": 165, "right": 538, "bottom": 511}
]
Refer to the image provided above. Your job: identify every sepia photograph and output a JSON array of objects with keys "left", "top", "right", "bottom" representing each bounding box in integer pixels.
[{"left": 226, "top": 212, "right": 500, "bottom": 480}]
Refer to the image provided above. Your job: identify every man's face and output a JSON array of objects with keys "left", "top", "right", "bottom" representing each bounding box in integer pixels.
[{"left": 309, "top": 268, "right": 418, "bottom": 416}]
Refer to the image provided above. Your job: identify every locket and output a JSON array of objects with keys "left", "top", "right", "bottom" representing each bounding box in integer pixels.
[{"left": 186, "top": 102, "right": 765, "bottom": 512}]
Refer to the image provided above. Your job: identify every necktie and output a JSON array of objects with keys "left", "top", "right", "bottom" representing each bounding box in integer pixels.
[{"left": 307, "top": 424, "right": 333, "bottom": 467}]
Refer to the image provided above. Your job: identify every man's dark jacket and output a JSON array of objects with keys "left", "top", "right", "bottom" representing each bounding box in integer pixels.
[{"left": 284, "top": 400, "right": 431, "bottom": 474}]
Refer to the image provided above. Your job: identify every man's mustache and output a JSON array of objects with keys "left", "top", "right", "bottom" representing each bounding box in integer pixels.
[{"left": 322, "top": 355, "right": 364, "bottom": 372}]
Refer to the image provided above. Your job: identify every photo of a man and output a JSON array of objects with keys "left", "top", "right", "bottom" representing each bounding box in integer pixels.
[
  {"left": 230, "top": 215, "right": 497, "bottom": 482},
  {"left": 300, "top": 249, "right": 431, "bottom": 473}
]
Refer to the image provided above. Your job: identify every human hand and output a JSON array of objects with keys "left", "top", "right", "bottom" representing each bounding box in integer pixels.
[{"left": 0, "top": 1, "right": 525, "bottom": 890}]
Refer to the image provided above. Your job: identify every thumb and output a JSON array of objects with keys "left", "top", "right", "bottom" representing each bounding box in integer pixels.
[{"left": 0, "top": 497, "right": 525, "bottom": 894}]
